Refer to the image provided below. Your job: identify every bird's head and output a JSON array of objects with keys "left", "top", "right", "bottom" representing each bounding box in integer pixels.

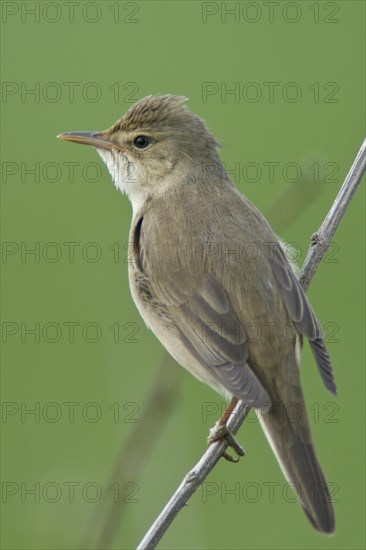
[{"left": 58, "top": 95, "right": 221, "bottom": 212}]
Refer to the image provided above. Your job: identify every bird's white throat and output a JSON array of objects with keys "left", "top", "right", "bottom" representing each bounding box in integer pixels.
[{"left": 96, "top": 148, "right": 146, "bottom": 214}]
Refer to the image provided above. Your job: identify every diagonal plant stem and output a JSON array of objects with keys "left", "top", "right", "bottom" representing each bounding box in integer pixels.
[{"left": 136, "top": 137, "right": 366, "bottom": 550}]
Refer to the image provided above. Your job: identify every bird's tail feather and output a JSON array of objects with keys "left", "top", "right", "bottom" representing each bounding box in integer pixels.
[{"left": 258, "top": 399, "right": 335, "bottom": 534}]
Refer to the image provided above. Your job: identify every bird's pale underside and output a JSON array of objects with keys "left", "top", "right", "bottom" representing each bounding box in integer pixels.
[{"left": 58, "top": 95, "right": 337, "bottom": 534}]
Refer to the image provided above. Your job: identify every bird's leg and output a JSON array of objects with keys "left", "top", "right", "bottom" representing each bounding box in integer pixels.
[{"left": 207, "top": 397, "right": 245, "bottom": 462}]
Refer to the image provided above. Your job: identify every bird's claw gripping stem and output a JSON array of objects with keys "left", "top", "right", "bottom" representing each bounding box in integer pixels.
[{"left": 207, "top": 421, "right": 245, "bottom": 462}]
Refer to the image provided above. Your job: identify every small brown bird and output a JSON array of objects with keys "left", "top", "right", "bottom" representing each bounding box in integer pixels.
[{"left": 58, "top": 95, "right": 336, "bottom": 534}]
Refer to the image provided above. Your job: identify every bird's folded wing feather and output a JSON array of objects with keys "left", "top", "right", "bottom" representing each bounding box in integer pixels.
[
  {"left": 138, "top": 217, "right": 270, "bottom": 407},
  {"left": 171, "top": 281, "right": 271, "bottom": 407}
]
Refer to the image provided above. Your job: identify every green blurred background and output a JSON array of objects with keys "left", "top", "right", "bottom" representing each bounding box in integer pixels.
[{"left": 1, "top": 1, "right": 365, "bottom": 549}]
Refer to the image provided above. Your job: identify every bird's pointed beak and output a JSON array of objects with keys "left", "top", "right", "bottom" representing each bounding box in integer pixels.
[{"left": 57, "top": 131, "right": 115, "bottom": 151}]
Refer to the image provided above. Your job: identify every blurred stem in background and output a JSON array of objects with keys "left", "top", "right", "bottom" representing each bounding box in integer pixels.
[
  {"left": 81, "top": 354, "right": 181, "bottom": 549},
  {"left": 266, "top": 173, "right": 323, "bottom": 232}
]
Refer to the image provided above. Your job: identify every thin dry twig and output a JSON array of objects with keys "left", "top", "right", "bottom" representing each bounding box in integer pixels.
[{"left": 136, "top": 138, "right": 366, "bottom": 550}]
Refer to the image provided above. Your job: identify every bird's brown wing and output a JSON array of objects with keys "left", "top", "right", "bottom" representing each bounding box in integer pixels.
[
  {"left": 170, "top": 279, "right": 271, "bottom": 407},
  {"left": 136, "top": 215, "right": 270, "bottom": 407}
]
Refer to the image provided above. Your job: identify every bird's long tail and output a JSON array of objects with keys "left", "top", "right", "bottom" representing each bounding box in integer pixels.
[{"left": 258, "top": 395, "right": 335, "bottom": 534}]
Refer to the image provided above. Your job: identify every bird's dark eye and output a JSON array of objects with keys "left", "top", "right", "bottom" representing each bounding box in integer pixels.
[{"left": 133, "top": 135, "right": 150, "bottom": 149}]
